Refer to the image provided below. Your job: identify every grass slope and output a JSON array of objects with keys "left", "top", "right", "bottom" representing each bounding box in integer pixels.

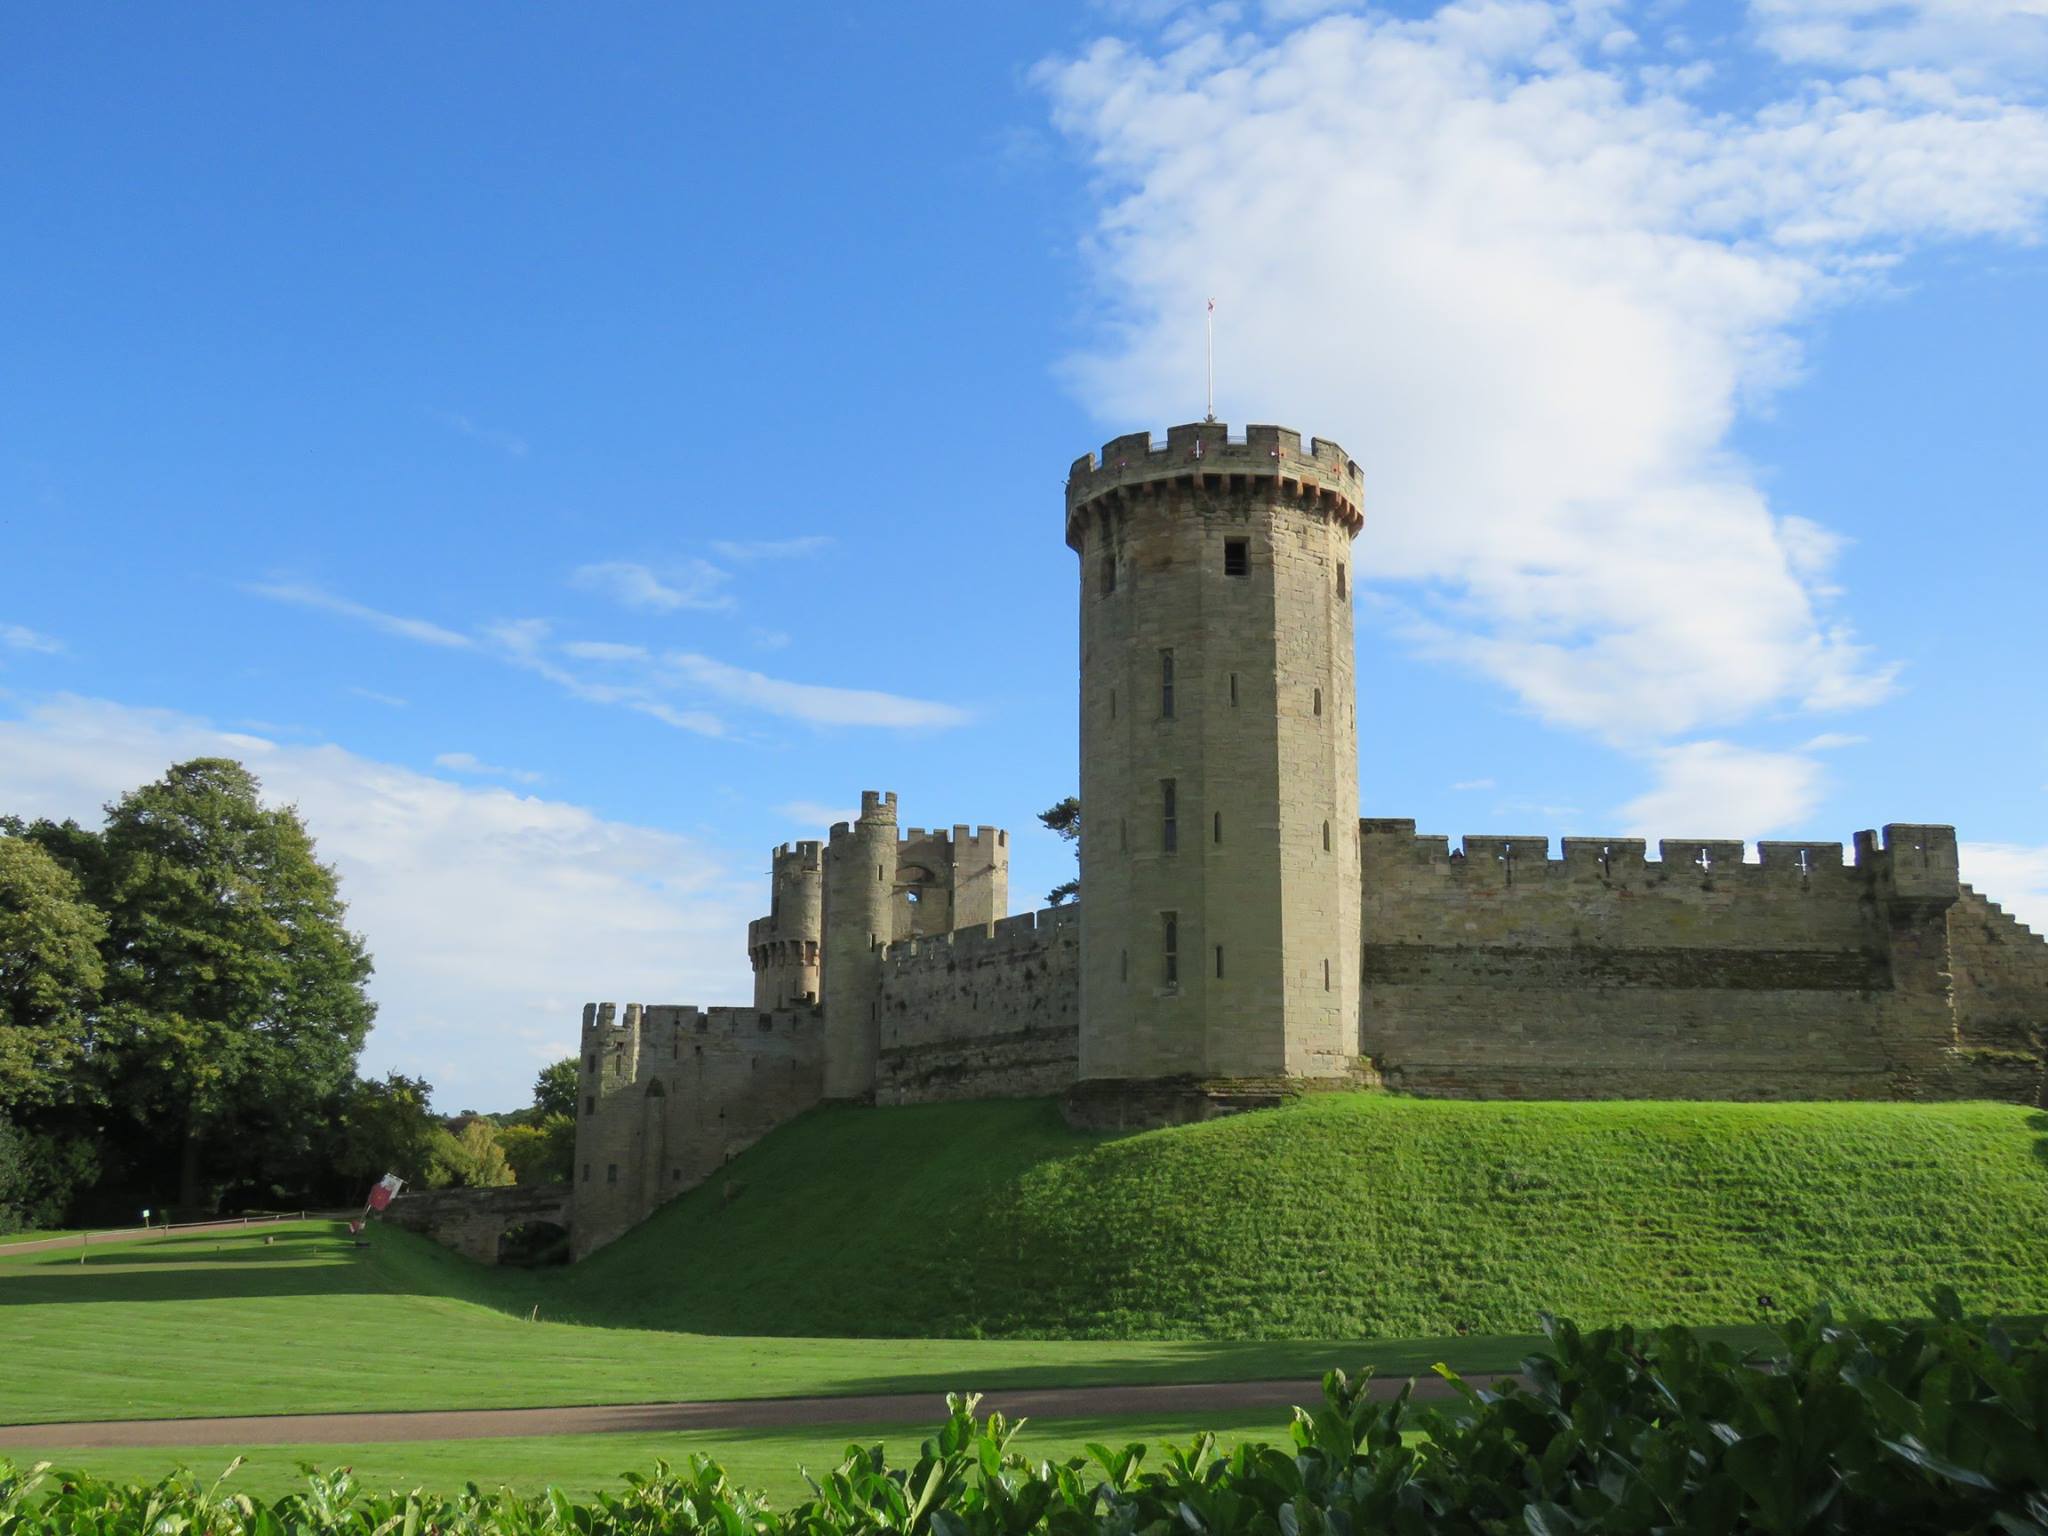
[
  {"left": 0, "top": 1223, "right": 1505, "bottom": 1425},
  {"left": 557, "top": 1095, "right": 2048, "bottom": 1338}
]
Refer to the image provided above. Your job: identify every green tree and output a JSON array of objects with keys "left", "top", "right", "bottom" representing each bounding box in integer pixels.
[
  {"left": 533, "top": 1057, "right": 578, "bottom": 1120},
  {"left": 0, "top": 835, "right": 107, "bottom": 1111},
  {"left": 337, "top": 1071, "right": 449, "bottom": 1192},
  {"left": 499, "top": 1112, "right": 574, "bottom": 1185},
  {"left": 444, "top": 1117, "right": 513, "bottom": 1187},
  {"left": 90, "top": 759, "right": 376, "bottom": 1210},
  {"left": 1038, "top": 796, "right": 1080, "bottom": 906}
]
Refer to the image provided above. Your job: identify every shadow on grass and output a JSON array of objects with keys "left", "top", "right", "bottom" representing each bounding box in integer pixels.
[{"left": 2029, "top": 1112, "right": 2048, "bottom": 1171}]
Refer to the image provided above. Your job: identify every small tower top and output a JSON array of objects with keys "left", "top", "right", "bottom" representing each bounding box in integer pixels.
[{"left": 1064, "top": 421, "right": 1363, "bottom": 549}]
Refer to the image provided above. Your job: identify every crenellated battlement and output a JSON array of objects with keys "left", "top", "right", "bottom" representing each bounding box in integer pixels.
[
  {"left": 772, "top": 840, "right": 823, "bottom": 870},
  {"left": 1357, "top": 818, "right": 1955, "bottom": 899},
  {"left": 1064, "top": 421, "right": 1364, "bottom": 548},
  {"left": 878, "top": 902, "right": 1079, "bottom": 967}
]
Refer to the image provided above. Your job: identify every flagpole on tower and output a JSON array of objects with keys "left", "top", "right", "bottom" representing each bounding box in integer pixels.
[{"left": 1204, "top": 298, "right": 1216, "bottom": 422}]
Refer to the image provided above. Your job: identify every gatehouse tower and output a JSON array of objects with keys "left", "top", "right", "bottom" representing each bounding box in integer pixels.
[{"left": 1065, "top": 422, "right": 1365, "bottom": 1081}]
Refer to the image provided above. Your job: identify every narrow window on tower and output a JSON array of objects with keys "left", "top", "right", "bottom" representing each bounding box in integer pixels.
[
  {"left": 1161, "top": 779, "right": 1178, "bottom": 852},
  {"left": 1120, "top": 948, "right": 1128, "bottom": 982},
  {"left": 1224, "top": 538, "right": 1249, "bottom": 577},
  {"left": 1101, "top": 553, "right": 1116, "bottom": 596},
  {"left": 607, "top": 1163, "right": 618, "bottom": 1184},
  {"left": 1229, "top": 672, "right": 1238, "bottom": 707},
  {"left": 1160, "top": 649, "right": 1176, "bottom": 718},
  {"left": 1324, "top": 958, "right": 1332, "bottom": 991},
  {"left": 1337, "top": 562, "right": 1348, "bottom": 598},
  {"left": 1119, "top": 816, "right": 1128, "bottom": 853},
  {"left": 1215, "top": 944, "right": 1225, "bottom": 979},
  {"left": 1163, "top": 911, "right": 1179, "bottom": 985},
  {"left": 1110, "top": 688, "right": 1116, "bottom": 720},
  {"left": 1323, "top": 820, "right": 1332, "bottom": 851},
  {"left": 1213, "top": 811, "right": 1222, "bottom": 844},
  {"left": 1314, "top": 687, "right": 1323, "bottom": 717}
]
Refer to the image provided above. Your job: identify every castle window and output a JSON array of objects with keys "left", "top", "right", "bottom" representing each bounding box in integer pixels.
[
  {"left": 586, "top": 1054, "right": 595, "bottom": 1073},
  {"left": 1215, "top": 944, "right": 1225, "bottom": 979},
  {"left": 606, "top": 1163, "right": 618, "bottom": 1184},
  {"left": 1160, "top": 649, "right": 1176, "bottom": 718},
  {"left": 1163, "top": 912, "right": 1179, "bottom": 985},
  {"left": 584, "top": 1094, "right": 595, "bottom": 1115},
  {"left": 1161, "top": 779, "right": 1178, "bottom": 852},
  {"left": 582, "top": 1163, "right": 590, "bottom": 1183},
  {"left": 1337, "top": 562, "right": 1347, "bottom": 598},
  {"left": 1229, "top": 673, "right": 1238, "bottom": 707},
  {"left": 1101, "top": 554, "right": 1116, "bottom": 596},
  {"left": 1314, "top": 687, "right": 1323, "bottom": 717},
  {"left": 1214, "top": 811, "right": 1222, "bottom": 844},
  {"left": 1323, "top": 959, "right": 1331, "bottom": 991},
  {"left": 1119, "top": 816, "right": 1128, "bottom": 853},
  {"left": 1120, "top": 948, "right": 1128, "bottom": 982},
  {"left": 673, "top": 1168, "right": 683, "bottom": 1182},
  {"left": 1224, "top": 538, "right": 1249, "bottom": 577},
  {"left": 771, "top": 892, "right": 780, "bottom": 922},
  {"left": 1323, "top": 820, "right": 1331, "bottom": 852},
  {"left": 1110, "top": 688, "right": 1116, "bottom": 721}
]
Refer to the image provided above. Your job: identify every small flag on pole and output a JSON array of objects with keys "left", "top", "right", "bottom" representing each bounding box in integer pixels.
[{"left": 366, "top": 1173, "right": 404, "bottom": 1212}]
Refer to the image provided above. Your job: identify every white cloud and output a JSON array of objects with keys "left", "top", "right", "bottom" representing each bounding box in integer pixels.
[
  {"left": 1451, "top": 777, "right": 1497, "bottom": 791},
  {"left": 348, "top": 687, "right": 410, "bottom": 708},
  {"left": 0, "top": 695, "right": 754, "bottom": 1111},
  {"left": 2, "top": 624, "right": 62, "bottom": 655},
  {"left": 1752, "top": 0, "right": 2048, "bottom": 83},
  {"left": 571, "top": 560, "right": 734, "bottom": 613},
  {"left": 433, "top": 750, "right": 543, "bottom": 786},
  {"left": 665, "top": 652, "right": 971, "bottom": 729},
  {"left": 776, "top": 799, "right": 859, "bottom": 828},
  {"left": 749, "top": 627, "right": 793, "bottom": 651},
  {"left": 1960, "top": 841, "right": 2048, "bottom": 934},
  {"left": 710, "top": 536, "right": 834, "bottom": 562},
  {"left": 1038, "top": 4, "right": 2048, "bottom": 748},
  {"left": 248, "top": 582, "right": 473, "bottom": 649},
  {"left": 1618, "top": 740, "right": 1827, "bottom": 837},
  {"left": 561, "top": 640, "right": 651, "bottom": 662}
]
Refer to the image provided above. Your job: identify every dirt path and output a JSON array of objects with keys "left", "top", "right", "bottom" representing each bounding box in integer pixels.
[
  {"left": 0, "top": 1374, "right": 1503, "bottom": 1450},
  {"left": 0, "top": 1216, "right": 324, "bottom": 1257}
]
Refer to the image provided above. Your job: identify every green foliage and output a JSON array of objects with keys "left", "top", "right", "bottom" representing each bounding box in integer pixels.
[
  {"left": 533, "top": 1058, "right": 578, "bottom": 1121},
  {"left": 500, "top": 1114, "right": 575, "bottom": 1185},
  {"left": 1037, "top": 797, "right": 1079, "bottom": 906},
  {"left": 560, "top": 1096, "right": 2048, "bottom": 1339},
  {"left": 5, "top": 1302, "right": 2045, "bottom": 1534},
  {"left": 0, "top": 835, "right": 106, "bottom": 1111},
  {"left": 446, "top": 1119, "right": 515, "bottom": 1188},
  {"left": 339, "top": 1072, "right": 453, "bottom": 1192},
  {"left": 0, "top": 1117, "right": 99, "bottom": 1235}
]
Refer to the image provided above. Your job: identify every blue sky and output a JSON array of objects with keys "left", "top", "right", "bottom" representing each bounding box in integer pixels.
[{"left": 3, "top": 1, "right": 2044, "bottom": 1111}]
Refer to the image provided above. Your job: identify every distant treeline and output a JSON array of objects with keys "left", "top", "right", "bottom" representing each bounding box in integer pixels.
[{"left": 0, "top": 757, "right": 571, "bottom": 1231}]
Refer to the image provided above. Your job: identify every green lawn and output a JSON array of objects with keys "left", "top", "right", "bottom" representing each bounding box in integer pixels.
[
  {"left": 1, "top": 1409, "right": 1285, "bottom": 1504},
  {"left": 555, "top": 1095, "right": 2048, "bottom": 1338},
  {"left": 0, "top": 1222, "right": 1521, "bottom": 1425},
  {"left": 4, "top": 1094, "right": 2039, "bottom": 1431}
]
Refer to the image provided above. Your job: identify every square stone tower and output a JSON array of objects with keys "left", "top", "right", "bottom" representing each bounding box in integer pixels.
[{"left": 1066, "top": 422, "right": 1364, "bottom": 1081}]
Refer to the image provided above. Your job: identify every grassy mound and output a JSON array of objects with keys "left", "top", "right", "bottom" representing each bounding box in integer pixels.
[{"left": 554, "top": 1094, "right": 2048, "bottom": 1338}]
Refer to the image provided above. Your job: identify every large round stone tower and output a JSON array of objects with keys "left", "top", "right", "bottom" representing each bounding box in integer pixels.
[
  {"left": 821, "top": 789, "right": 896, "bottom": 1098},
  {"left": 1066, "top": 421, "right": 1363, "bottom": 1082}
]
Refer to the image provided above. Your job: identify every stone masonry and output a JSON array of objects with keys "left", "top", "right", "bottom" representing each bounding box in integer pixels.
[{"left": 558, "top": 422, "right": 2048, "bottom": 1260}]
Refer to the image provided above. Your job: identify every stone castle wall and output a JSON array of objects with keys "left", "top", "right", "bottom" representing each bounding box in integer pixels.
[
  {"left": 875, "top": 905, "right": 1080, "bottom": 1105},
  {"left": 1355, "top": 819, "right": 2043, "bottom": 1103},
  {"left": 572, "top": 1001, "right": 824, "bottom": 1258}
]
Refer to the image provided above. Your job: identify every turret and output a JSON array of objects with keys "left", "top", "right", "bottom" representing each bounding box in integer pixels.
[
  {"left": 821, "top": 790, "right": 897, "bottom": 1098},
  {"left": 1066, "top": 422, "right": 1363, "bottom": 1080},
  {"left": 749, "top": 841, "right": 823, "bottom": 1008}
]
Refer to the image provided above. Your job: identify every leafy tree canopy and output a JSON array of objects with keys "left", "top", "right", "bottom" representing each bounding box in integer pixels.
[
  {"left": 533, "top": 1057, "right": 578, "bottom": 1121},
  {"left": 0, "top": 835, "right": 107, "bottom": 1111},
  {"left": 1038, "top": 796, "right": 1080, "bottom": 906}
]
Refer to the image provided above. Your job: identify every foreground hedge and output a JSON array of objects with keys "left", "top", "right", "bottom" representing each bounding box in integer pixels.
[{"left": 5, "top": 1295, "right": 2044, "bottom": 1535}]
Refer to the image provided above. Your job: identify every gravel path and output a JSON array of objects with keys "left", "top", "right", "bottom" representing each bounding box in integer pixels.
[{"left": 0, "top": 1374, "right": 1502, "bottom": 1450}]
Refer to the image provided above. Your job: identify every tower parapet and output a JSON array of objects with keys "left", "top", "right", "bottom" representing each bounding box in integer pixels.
[{"left": 1065, "top": 422, "right": 1363, "bottom": 551}]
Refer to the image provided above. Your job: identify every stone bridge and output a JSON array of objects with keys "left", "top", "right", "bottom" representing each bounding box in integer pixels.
[{"left": 379, "top": 1183, "right": 573, "bottom": 1264}]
